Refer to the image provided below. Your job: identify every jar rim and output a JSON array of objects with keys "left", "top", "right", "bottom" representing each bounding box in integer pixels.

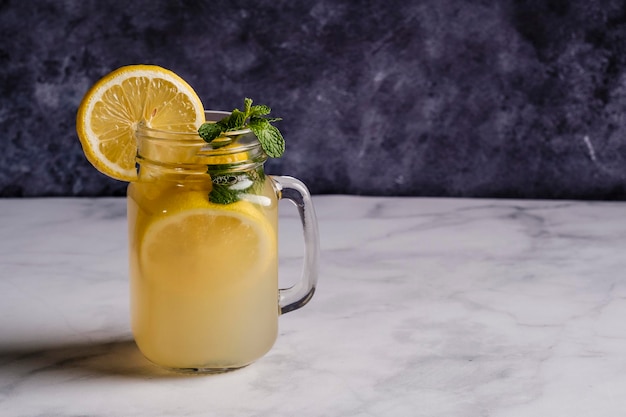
[
  {"left": 137, "top": 110, "right": 251, "bottom": 137},
  {"left": 134, "top": 110, "right": 264, "bottom": 163},
  {"left": 135, "top": 110, "right": 256, "bottom": 147}
]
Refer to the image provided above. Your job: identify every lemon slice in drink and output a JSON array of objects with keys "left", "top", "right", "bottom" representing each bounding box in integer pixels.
[
  {"left": 76, "top": 65, "right": 205, "bottom": 181},
  {"left": 139, "top": 200, "right": 276, "bottom": 293}
]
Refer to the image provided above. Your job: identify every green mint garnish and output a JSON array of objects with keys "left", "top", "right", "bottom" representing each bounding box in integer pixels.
[
  {"left": 208, "top": 171, "right": 265, "bottom": 205},
  {"left": 209, "top": 183, "right": 242, "bottom": 205},
  {"left": 199, "top": 98, "right": 279, "bottom": 205},
  {"left": 197, "top": 123, "right": 223, "bottom": 143},
  {"left": 198, "top": 98, "right": 285, "bottom": 158}
]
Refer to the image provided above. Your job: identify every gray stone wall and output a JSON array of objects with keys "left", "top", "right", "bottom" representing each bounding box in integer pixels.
[{"left": 2, "top": 0, "right": 626, "bottom": 199}]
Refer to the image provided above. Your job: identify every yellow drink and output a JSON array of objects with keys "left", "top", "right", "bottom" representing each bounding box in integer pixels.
[
  {"left": 75, "top": 63, "right": 319, "bottom": 372},
  {"left": 127, "top": 167, "right": 279, "bottom": 371}
]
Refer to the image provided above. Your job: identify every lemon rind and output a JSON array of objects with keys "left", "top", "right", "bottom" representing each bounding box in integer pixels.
[{"left": 76, "top": 65, "right": 206, "bottom": 182}]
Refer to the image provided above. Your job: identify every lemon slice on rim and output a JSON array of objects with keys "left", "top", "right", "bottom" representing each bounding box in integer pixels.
[
  {"left": 139, "top": 200, "right": 275, "bottom": 293},
  {"left": 76, "top": 65, "right": 205, "bottom": 181}
]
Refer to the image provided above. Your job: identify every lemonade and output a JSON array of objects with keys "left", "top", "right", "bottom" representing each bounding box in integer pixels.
[
  {"left": 127, "top": 159, "right": 280, "bottom": 370},
  {"left": 76, "top": 65, "right": 318, "bottom": 372}
]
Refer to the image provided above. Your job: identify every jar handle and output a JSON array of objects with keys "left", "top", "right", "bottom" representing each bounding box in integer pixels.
[{"left": 271, "top": 175, "right": 320, "bottom": 314}]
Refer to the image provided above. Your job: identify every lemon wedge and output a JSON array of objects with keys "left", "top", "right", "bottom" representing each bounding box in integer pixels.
[
  {"left": 139, "top": 199, "right": 275, "bottom": 293},
  {"left": 76, "top": 65, "right": 205, "bottom": 181}
]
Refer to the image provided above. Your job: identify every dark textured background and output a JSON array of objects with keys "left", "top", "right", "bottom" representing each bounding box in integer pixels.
[{"left": 2, "top": 0, "right": 626, "bottom": 199}]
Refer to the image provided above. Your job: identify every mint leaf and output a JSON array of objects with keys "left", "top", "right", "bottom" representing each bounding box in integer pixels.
[
  {"left": 260, "top": 125, "right": 285, "bottom": 158},
  {"left": 208, "top": 172, "right": 263, "bottom": 205},
  {"left": 250, "top": 104, "right": 271, "bottom": 117},
  {"left": 248, "top": 116, "right": 270, "bottom": 131},
  {"left": 198, "top": 122, "right": 225, "bottom": 142},
  {"left": 249, "top": 119, "right": 285, "bottom": 158},
  {"left": 244, "top": 97, "right": 253, "bottom": 115},
  {"left": 225, "top": 109, "right": 246, "bottom": 130},
  {"left": 197, "top": 98, "right": 285, "bottom": 158},
  {"left": 209, "top": 183, "right": 241, "bottom": 204}
]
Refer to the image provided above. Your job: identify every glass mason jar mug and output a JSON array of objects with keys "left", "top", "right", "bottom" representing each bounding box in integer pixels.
[{"left": 127, "top": 111, "right": 319, "bottom": 372}]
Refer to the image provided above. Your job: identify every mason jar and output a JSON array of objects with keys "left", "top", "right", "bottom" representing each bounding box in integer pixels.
[{"left": 127, "top": 111, "right": 319, "bottom": 372}]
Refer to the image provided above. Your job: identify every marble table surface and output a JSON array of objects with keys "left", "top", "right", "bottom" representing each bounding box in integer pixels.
[{"left": 1, "top": 196, "right": 626, "bottom": 417}]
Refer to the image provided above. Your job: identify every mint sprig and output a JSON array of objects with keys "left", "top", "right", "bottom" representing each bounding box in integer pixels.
[
  {"left": 208, "top": 171, "right": 265, "bottom": 205},
  {"left": 198, "top": 98, "right": 285, "bottom": 158},
  {"left": 209, "top": 183, "right": 242, "bottom": 205}
]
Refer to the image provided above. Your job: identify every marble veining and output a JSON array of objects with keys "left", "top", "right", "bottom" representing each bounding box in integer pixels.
[{"left": 1, "top": 196, "right": 626, "bottom": 416}]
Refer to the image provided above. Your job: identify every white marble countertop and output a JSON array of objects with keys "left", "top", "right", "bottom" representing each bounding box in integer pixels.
[{"left": 1, "top": 196, "right": 626, "bottom": 416}]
